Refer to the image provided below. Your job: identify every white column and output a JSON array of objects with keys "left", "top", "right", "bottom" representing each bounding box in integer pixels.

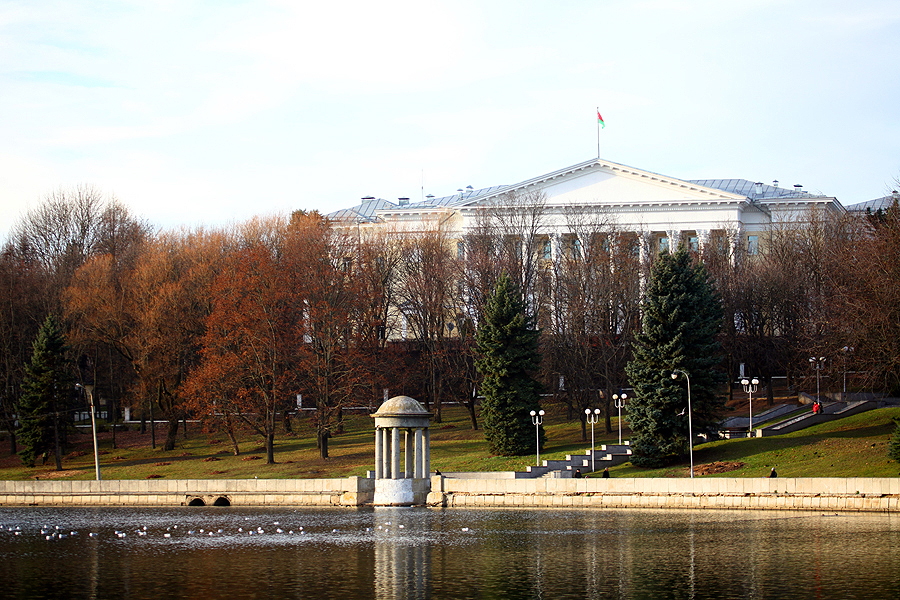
[
  {"left": 667, "top": 229, "right": 680, "bottom": 253},
  {"left": 383, "top": 427, "right": 391, "bottom": 479},
  {"left": 695, "top": 229, "right": 709, "bottom": 254},
  {"left": 638, "top": 232, "right": 651, "bottom": 264},
  {"left": 391, "top": 427, "right": 401, "bottom": 480},
  {"left": 414, "top": 428, "right": 424, "bottom": 478},
  {"left": 404, "top": 429, "right": 414, "bottom": 479},
  {"left": 424, "top": 428, "right": 431, "bottom": 476},
  {"left": 374, "top": 428, "right": 383, "bottom": 479}
]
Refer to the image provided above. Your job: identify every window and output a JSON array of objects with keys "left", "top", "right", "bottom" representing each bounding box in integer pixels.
[
  {"left": 747, "top": 235, "right": 759, "bottom": 255},
  {"left": 688, "top": 235, "right": 699, "bottom": 253},
  {"left": 540, "top": 238, "right": 552, "bottom": 260},
  {"left": 658, "top": 236, "right": 669, "bottom": 254},
  {"left": 457, "top": 241, "right": 465, "bottom": 259}
]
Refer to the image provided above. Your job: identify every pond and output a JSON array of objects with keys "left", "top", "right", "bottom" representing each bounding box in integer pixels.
[{"left": 0, "top": 506, "right": 897, "bottom": 599}]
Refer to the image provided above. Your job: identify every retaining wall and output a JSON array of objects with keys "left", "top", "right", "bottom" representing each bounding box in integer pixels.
[
  {"left": 2, "top": 477, "right": 898, "bottom": 512},
  {"left": 427, "top": 476, "right": 900, "bottom": 512},
  {"left": 0, "top": 477, "right": 374, "bottom": 507}
]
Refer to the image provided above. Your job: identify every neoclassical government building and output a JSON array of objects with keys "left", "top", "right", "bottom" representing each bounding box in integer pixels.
[{"left": 328, "top": 157, "right": 847, "bottom": 257}]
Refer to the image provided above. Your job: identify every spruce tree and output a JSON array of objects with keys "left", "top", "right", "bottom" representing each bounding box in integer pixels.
[
  {"left": 475, "top": 273, "right": 544, "bottom": 456},
  {"left": 889, "top": 418, "right": 900, "bottom": 464},
  {"left": 19, "top": 315, "right": 71, "bottom": 469},
  {"left": 625, "top": 246, "right": 724, "bottom": 467}
]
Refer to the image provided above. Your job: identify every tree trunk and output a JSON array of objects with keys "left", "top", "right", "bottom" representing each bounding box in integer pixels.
[
  {"left": 465, "top": 402, "right": 478, "bottom": 430},
  {"left": 266, "top": 432, "right": 275, "bottom": 464},
  {"left": 282, "top": 411, "right": 293, "bottom": 434},
  {"left": 53, "top": 409, "right": 62, "bottom": 471},
  {"left": 163, "top": 417, "right": 179, "bottom": 451},
  {"left": 318, "top": 428, "right": 330, "bottom": 459},
  {"left": 604, "top": 391, "right": 613, "bottom": 434},
  {"left": 8, "top": 429, "right": 16, "bottom": 456},
  {"left": 228, "top": 429, "right": 240, "bottom": 456},
  {"left": 111, "top": 398, "right": 117, "bottom": 450},
  {"left": 151, "top": 386, "right": 158, "bottom": 449}
]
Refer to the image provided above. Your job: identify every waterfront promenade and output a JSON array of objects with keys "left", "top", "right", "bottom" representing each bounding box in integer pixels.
[{"left": 1, "top": 476, "right": 897, "bottom": 512}]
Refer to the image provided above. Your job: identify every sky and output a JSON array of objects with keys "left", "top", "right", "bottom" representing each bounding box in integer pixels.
[{"left": 1, "top": 0, "right": 899, "bottom": 235}]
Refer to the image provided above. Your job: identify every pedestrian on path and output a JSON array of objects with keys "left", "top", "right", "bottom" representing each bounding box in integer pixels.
[{"left": 768, "top": 467, "right": 777, "bottom": 478}]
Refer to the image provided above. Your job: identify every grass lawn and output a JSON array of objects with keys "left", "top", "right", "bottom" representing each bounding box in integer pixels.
[{"left": 1, "top": 404, "right": 898, "bottom": 481}]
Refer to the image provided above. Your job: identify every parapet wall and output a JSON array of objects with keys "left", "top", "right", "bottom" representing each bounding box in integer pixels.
[
  {"left": 2, "top": 477, "right": 898, "bottom": 512},
  {"left": 427, "top": 476, "right": 900, "bottom": 512},
  {"left": 0, "top": 477, "right": 375, "bottom": 507}
]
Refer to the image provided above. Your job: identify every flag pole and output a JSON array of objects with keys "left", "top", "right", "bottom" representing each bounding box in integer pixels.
[{"left": 597, "top": 107, "right": 600, "bottom": 158}]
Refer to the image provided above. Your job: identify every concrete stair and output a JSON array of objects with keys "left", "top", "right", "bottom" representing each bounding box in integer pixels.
[{"left": 525, "top": 443, "right": 632, "bottom": 478}]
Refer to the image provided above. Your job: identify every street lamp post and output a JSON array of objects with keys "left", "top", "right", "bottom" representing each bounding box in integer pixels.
[
  {"left": 809, "top": 356, "right": 826, "bottom": 402},
  {"left": 741, "top": 378, "right": 759, "bottom": 438},
  {"left": 841, "top": 346, "right": 853, "bottom": 399},
  {"left": 584, "top": 408, "right": 601, "bottom": 471},
  {"left": 613, "top": 393, "right": 627, "bottom": 446},
  {"left": 529, "top": 410, "right": 544, "bottom": 467},
  {"left": 77, "top": 384, "right": 101, "bottom": 481},
  {"left": 671, "top": 370, "right": 694, "bottom": 478}
]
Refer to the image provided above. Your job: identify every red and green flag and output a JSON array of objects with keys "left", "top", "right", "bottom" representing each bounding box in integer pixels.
[{"left": 597, "top": 110, "right": 605, "bottom": 128}]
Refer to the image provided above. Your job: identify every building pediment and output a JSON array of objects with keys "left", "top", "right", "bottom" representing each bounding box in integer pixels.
[{"left": 444, "top": 159, "right": 746, "bottom": 214}]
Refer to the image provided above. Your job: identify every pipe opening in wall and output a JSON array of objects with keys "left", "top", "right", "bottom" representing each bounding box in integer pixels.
[
  {"left": 188, "top": 497, "right": 206, "bottom": 506},
  {"left": 213, "top": 496, "right": 231, "bottom": 507}
]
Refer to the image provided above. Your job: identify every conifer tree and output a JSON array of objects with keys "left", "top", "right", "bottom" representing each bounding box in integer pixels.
[
  {"left": 888, "top": 418, "right": 900, "bottom": 464},
  {"left": 19, "top": 315, "right": 71, "bottom": 469},
  {"left": 475, "top": 273, "right": 544, "bottom": 456},
  {"left": 625, "top": 246, "right": 724, "bottom": 467}
]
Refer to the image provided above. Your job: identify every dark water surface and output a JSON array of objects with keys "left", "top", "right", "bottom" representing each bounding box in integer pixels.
[{"left": 0, "top": 506, "right": 897, "bottom": 599}]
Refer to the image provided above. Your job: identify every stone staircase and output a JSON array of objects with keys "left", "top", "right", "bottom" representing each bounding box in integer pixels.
[
  {"left": 525, "top": 443, "right": 632, "bottom": 478},
  {"left": 757, "top": 400, "right": 877, "bottom": 437}
]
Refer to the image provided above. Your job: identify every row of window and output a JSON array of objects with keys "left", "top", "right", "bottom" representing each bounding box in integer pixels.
[{"left": 456, "top": 232, "right": 760, "bottom": 259}]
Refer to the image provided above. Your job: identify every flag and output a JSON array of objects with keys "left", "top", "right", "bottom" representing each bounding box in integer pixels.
[{"left": 597, "top": 111, "right": 605, "bottom": 128}]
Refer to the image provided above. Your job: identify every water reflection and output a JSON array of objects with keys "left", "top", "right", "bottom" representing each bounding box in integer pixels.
[{"left": 0, "top": 506, "right": 898, "bottom": 599}]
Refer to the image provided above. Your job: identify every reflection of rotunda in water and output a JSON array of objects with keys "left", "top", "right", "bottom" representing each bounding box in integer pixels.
[{"left": 374, "top": 511, "right": 430, "bottom": 600}]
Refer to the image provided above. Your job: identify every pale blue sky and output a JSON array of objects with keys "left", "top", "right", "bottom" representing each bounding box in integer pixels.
[{"left": 1, "top": 0, "right": 898, "bottom": 233}]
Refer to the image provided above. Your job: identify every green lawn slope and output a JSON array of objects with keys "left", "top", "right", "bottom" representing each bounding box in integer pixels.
[{"left": 1, "top": 404, "right": 897, "bottom": 480}]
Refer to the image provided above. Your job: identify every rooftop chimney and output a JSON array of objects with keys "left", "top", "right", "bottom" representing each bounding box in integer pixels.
[
  {"left": 773, "top": 180, "right": 779, "bottom": 188},
  {"left": 754, "top": 182, "right": 763, "bottom": 197},
  {"left": 398, "top": 197, "right": 409, "bottom": 206},
  {"left": 794, "top": 184, "right": 803, "bottom": 194}
]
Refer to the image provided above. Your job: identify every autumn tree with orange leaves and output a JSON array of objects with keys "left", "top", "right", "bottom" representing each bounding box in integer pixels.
[{"left": 186, "top": 221, "right": 297, "bottom": 464}]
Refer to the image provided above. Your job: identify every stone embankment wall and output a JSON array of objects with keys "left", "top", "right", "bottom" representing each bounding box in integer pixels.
[
  {"left": 427, "top": 477, "right": 900, "bottom": 512},
  {"left": 2, "top": 477, "right": 898, "bottom": 512},
  {"left": 0, "top": 477, "right": 374, "bottom": 507}
]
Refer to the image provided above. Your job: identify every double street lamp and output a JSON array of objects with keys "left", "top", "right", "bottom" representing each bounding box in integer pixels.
[
  {"left": 741, "top": 377, "right": 759, "bottom": 438},
  {"left": 529, "top": 410, "right": 545, "bottom": 467},
  {"left": 613, "top": 393, "right": 627, "bottom": 445},
  {"left": 671, "top": 370, "right": 694, "bottom": 478},
  {"left": 584, "top": 408, "right": 601, "bottom": 472}
]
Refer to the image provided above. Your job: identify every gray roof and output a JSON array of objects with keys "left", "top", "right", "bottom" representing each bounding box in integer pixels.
[
  {"left": 845, "top": 194, "right": 899, "bottom": 213},
  {"left": 688, "top": 179, "right": 821, "bottom": 200},
  {"left": 327, "top": 162, "right": 835, "bottom": 223},
  {"left": 327, "top": 186, "right": 509, "bottom": 222},
  {"left": 326, "top": 197, "right": 396, "bottom": 223}
]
